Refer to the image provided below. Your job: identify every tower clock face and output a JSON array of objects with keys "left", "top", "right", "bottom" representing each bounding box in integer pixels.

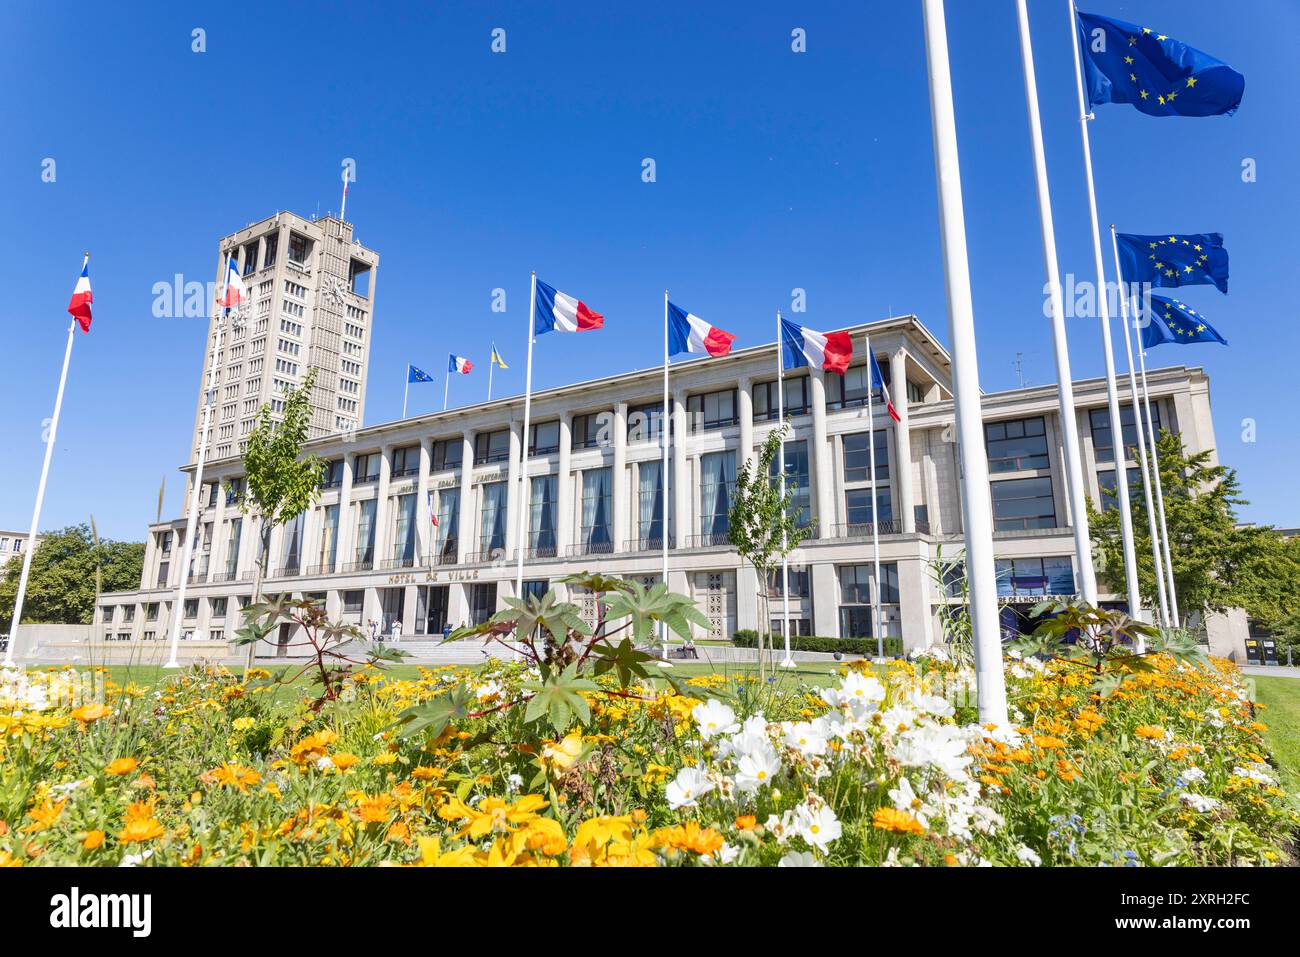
[{"left": 326, "top": 275, "right": 348, "bottom": 305}]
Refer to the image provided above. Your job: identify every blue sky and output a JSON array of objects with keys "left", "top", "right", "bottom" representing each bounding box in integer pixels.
[{"left": 1, "top": 1, "right": 1296, "bottom": 540}]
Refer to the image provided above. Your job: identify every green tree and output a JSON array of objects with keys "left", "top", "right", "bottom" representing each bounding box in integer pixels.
[
  {"left": 1089, "top": 430, "right": 1299, "bottom": 649},
  {"left": 727, "top": 423, "right": 814, "bottom": 680},
  {"left": 235, "top": 368, "right": 325, "bottom": 666},
  {"left": 0, "top": 524, "right": 144, "bottom": 629}
]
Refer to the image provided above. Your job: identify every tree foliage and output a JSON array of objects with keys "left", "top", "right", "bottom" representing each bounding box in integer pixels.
[{"left": 0, "top": 524, "right": 143, "bottom": 628}]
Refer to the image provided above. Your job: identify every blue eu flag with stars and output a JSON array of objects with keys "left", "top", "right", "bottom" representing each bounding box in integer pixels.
[
  {"left": 1141, "top": 296, "right": 1228, "bottom": 350},
  {"left": 1076, "top": 11, "right": 1244, "bottom": 117},
  {"left": 1117, "top": 232, "right": 1229, "bottom": 294},
  {"left": 408, "top": 364, "right": 434, "bottom": 383}
]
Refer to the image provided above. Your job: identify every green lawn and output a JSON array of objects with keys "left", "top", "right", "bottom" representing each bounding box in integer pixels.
[{"left": 1254, "top": 675, "right": 1300, "bottom": 797}]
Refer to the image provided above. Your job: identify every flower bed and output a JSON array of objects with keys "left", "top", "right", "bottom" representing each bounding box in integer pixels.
[{"left": 0, "top": 651, "right": 1294, "bottom": 867}]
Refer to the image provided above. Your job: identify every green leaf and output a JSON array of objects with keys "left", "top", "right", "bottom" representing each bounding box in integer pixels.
[{"left": 522, "top": 662, "right": 598, "bottom": 734}]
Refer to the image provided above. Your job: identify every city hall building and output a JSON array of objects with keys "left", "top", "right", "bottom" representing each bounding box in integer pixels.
[{"left": 91, "top": 313, "right": 1245, "bottom": 660}]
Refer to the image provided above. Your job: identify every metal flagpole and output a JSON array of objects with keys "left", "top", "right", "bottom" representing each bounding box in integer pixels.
[
  {"left": 1111, "top": 225, "right": 1169, "bottom": 634},
  {"left": 660, "top": 292, "right": 671, "bottom": 663},
  {"left": 488, "top": 350, "right": 495, "bottom": 402},
  {"left": 514, "top": 272, "right": 537, "bottom": 612},
  {"left": 1136, "top": 321, "right": 1181, "bottom": 627},
  {"left": 166, "top": 270, "right": 229, "bottom": 668},
  {"left": 1015, "top": 0, "right": 1097, "bottom": 603},
  {"left": 1066, "top": 0, "right": 1141, "bottom": 621},
  {"left": 921, "top": 0, "right": 1008, "bottom": 725},
  {"left": 442, "top": 366, "right": 449, "bottom": 412},
  {"left": 4, "top": 260, "right": 84, "bottom": 667},
  {"left": 865, "top": 334, "right": 885, "bottom": 662},
  {"left": 776, "top": 310, "right": 794, "bottom": 668},
  {"left": 404, "top": 366, "right": 411, "bottom": 418}
]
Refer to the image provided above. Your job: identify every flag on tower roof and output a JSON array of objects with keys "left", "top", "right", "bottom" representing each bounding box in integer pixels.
[{"left": 220, "top": 255, "right": 247, "bottom": 310}]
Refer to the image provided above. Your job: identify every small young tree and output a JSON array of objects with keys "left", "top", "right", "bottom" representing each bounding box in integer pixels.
[
  {"left": 727, "top": 424, "right": 814, "bottom": 680},
  {"left": 236, "top": 368, "right": 325, "bottom": 668}
]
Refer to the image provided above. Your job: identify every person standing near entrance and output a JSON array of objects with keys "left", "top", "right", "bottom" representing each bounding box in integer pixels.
[{"left": 390, "top": 620, "right": 402, "bottom": 644}]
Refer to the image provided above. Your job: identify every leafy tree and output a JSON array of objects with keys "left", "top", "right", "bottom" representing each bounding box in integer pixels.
[
  {"left": 0, "top": 524, "right": 144, "bottom": 629},
  {"left": 1230, "top": 527, "right": 1300, "bottom": 661},
  {"left": 1089, "top": 430, "right": 1248, "bottom": 623},
  {"left": 727, "top": 424, "right": 814, "bottom": 681},
  {"left": 235, "top": 368, "right": 325, "bottom": 666}
]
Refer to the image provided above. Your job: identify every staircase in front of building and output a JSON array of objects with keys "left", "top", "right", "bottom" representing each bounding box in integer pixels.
[{"left": 259, "top": 638, "right": 514, "bottom": 665}]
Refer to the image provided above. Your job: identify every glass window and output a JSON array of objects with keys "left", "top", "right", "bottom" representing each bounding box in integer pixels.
[
  {"left": 636, "top": 460, "right": 673, "bottom": 548},
  {"left": 990, "top": 476, "right": 1056, "bottom": 531},
  {"left": 435, "top": 489, "right": 459, "bottom": 562},
  {"left": 321, "top": 459, "right": 344, "bottom": 488},
  {"left": 985, "top": 417, "right": 1050, "bottom": 473},
  {"left": 210, "top": 597, "right": 227, "bottom": 618},
  {"left": 319, "top": 505, "right": 339, "bottom": 569},
  {"left": 474, "top": 430, "right": 510, "bottom": 465},
  {"left": 263, "top": 232, "right": 278, "bottom": 268},
  {"left": 354, "top": 452, "right": 380, "bottom": 482},
  {"left": 572, "top": 412, "right": 610, "bottom": 449},
  {"left": 843, "top": 431, "right": 890, "bottom": 483},
  {"left": 838, "top": 563, "right": 899, "bottom": 638},
  {"left": 753, "top": 376, "right": 809, "bottom": 420},
  {"left": 580, "top": 468, "right": 613, "bottom": 551},
  {"left": 416, "top": 586, "right": 449, "bottom": 635},
  {"left": 995, "top": 557, "right": 1076, "bottom": 597},
  {"left": 431, "top": 438, "right": 463, "bottom": 472},
  {"left": 687, "top": 389, "right": 737, "bottom": 432},
  {"left": 767, "top": 566, "right": 811, "bottom": 598},
  {"left": 342, "top": 590, "right": 364, "bottom": 614},
  {"left": 699, "top": 451, "right": 736, "bottom": 541},
  {"left": 354, "top": 499, "right": 377, "bottom": 564},
  {"left": 769, "top": 439, "right": 812, "bottom": 527},
  {"left": 529, "top": 421, "right": 560, "bottom": 456},
  {"left": 478, "top": 481, "right": 508, "bottom": 555},
  {"left": 470, "top": 583, "right": 497, "bottom": 625},
  {"left": 391, "top": 445, "right": 420, "bottom": 477},
  {"left": 281, "top": 512, "right": 303, "bottom": 570},
  {"left": 225, "top": 519, "right": 242, "bottom": 576},
  {"left": 392, "top": 494, "right": 416, "bottom": 562},
  {"left": 528, "top": 475, "right": 558, "bottom": 555},
  {"left": 845, "top": 487, "right": 892, "bottom": 527},
  {"left": 1091, "top": 404, "right": 1161, "bottom": 463},
  {"left": 1097, "top": 467, "right": 1142, "bottom": 511},
  {"left": 827, "top": 359, "right": 889, "bottom": 410},
  {"left": 627, "top": 402, "right": 671, "bottom": 444},
  {"left": 288, "top": 232, "right": 309, "bottom": 265}
]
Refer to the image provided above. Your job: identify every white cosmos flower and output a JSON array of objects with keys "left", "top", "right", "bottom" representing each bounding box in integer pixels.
[
  {"left": 908, "top": 690, "right": 955, "bottom": 719},
  {"left": 1179, "top": 792, "right": 1219, "bottom": 813},
  {"left": 794, "top": 802, "right": 842, "bottom": 852},
  {"left": 119, "top": 849, "right": 154, "bottom": 867},
  {"left": 887, "top": 776, "right": 931, "bottom": 828},
  {"left": 821, "top": 671, "right": 885, "bottom": 716},
  {"left": 716, "top": 843, "right": 740, "bottom": 865},
  {"left": 734, "top": 745, "right": 783, "bottom": 794},
  {"left": 1180, "top": 766, "right": 1207, "bottom": 784},
  {"left": 895, "top": 722, "right": 977, "bottom": 780},
  {"left": 719, "top": 713, "right": 771, "bottom": 758},
  {"left": 692, "top": 700, "right": 739, "bottom": 740},
  {"left": 879, "top": 705, "right": 919, "bottom": 731},
  {"left": 778, "top": 850, "right": 822, "bottom": 867},
  {"left": 666, "top": 764, "right": 714, "bottom": 809},
  {"left": 781, "top": 720, "right": 829, "bottom": 757},
  {"left": 475, "top": 680, "right": 503, "bottom": 700}
]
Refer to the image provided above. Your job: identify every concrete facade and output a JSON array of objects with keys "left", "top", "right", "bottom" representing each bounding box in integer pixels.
[{"left": 81, "top": 314, "right": 1244, "bottom": 661}]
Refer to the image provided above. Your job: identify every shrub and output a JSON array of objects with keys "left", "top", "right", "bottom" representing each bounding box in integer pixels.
[{"left": 732, "top": 629, "right": 903, "bottom": 658}]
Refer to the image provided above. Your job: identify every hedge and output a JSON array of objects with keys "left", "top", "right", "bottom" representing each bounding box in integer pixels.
[{"left": 731, "top": 629, "right": 903, "bottom": 658}]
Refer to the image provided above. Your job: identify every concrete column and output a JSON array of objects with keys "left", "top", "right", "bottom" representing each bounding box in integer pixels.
[
  {"left": 612, "top": 403, "right": 628, "bottom": 551},
  {"left": 210, "top": 477, "right": 228, "bottom": 575},
  {"left": 446, "top": 582, "right": 469, "bottom": 629},
  {"left": 737, "top": 376, "right": 754, "bottom": 473},
  {"left": 335, "top": 455, "right": 356, "bottom": 572},
  {"left": 556, "top": 414, "right": 573, "bottom": 554},
  {"left": 736, "top": 565, "right": 759, "bottom": 632},
  {"left": 895, "top": 554, "right": 932, "bottom": 652},
  {"left": 672, "top": 392, "right": 689, "bottom": 547},
  {"left": 416, "top": 439, "right": 432, "bottom": 565},
  {"left": 811, "top": 562, "right": 839, "bottom": 637},
  {"left": 374, "top": 444, "right": 394, "bottom": 564},
  {"left": 402, "top": 584, "right": 419, "bottom": 635},
  {"left": 810, "top": 371, "right": 834, "bottom": 538},
  {"left": 890, "top": 350, "right": 916, "bottom": 534},
  {"left": 505, "top": 420, "right": 522, "bottom": 555},
  {"left": 456, "top": 434, "right": 474, "bottom": 563}
]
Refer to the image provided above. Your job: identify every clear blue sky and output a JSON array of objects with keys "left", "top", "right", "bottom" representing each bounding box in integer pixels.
[{"left": 1, "top": 1, "right": 1296, "bottom": 540}]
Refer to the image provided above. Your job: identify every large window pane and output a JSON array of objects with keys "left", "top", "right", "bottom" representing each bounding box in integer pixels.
[
  {"left": 699, "top": 451, "right": 736, "bottom": 540},
  {"left": 529, "top": 475, "right": 558, "bottom": 554},
  {"left": 769, "top": 439, "right": 812, "bottom": 526},
  {"left": 479, "top": 482, "right": 508, "bottom": 554},
  {"left": 990, "top": 476, "right": 1056, "bottom": 531},
  {"left": 843, "top": 431, "right": 890, "bottom": 483},
  {"left": 580, "top": 468, "right": 612, "bottom": 551},
  {"left": 1091, "top": 404, "right": 1161, "bottom": 464},
  {"left": 985, "top": 416, "right": 1049, "bottom": 473}
]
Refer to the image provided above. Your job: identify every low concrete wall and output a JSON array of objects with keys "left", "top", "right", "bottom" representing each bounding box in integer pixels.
[{"left": 20, "top": 639, "right": 236, "bottom": 667}]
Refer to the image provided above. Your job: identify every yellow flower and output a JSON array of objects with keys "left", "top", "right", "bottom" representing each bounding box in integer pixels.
[
  {"left": 232, "top": 717, "right": 256, "bottom": 731},
  {"left": 872, "top": 807, "right": 925, "bottom": 835},
  {"left": 70, "top": 704, "right": 112, "bottom": 724},
  {"left": 352, "top": 793, "right": 394, "bottom": 824},
  {"left": 22, "top": 798, "right": 67, "bottom": 833},
  {"left": 439, "top": 794, "right": 548, "bottom": 840},
  {"left": 105, "top": 757, "right": 140, "bottom": 776},
  {"left": 119, "top": 801, "right": 166, "bottom": 843},
  {"left": 1134, "top": 725, "right": 1166, "bottom": 740},
  {"left": 203, "top": 763, "right": 262, "bottom": 793},
  {"left": 331, "top": 753, "right": 360, "bottom": 771},
  {"left": 652, "top": 821, "right": 724, "bottom": 856},
  {"left": 372, "top": 752, "right": 397, "bottom": 766},
  {"left": 290, "top": 729, "right": 339, "bottom": 765},
  {"left": 415, "top": 836, "right": 479, "bottom": 867},
  {"left": 82, "top": 830, "right": 105, "bottom": 850}
]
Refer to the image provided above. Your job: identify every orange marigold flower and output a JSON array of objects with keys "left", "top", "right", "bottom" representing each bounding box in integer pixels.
[
  {"left": 1134, "top": 725, "right": 1166, "bottom": 740},
  {"left": 22, "top": 798, "right": 67, "bottom": 833},
  {"left": 105, "top": 757, "right": 140, "bottom": 776},
  {"left": 872, "top": 807, "right": 925, "bottom": 835},
  {"left": 119, "top": 801, "right": 165, "bottom": 844},
  {"left": 70, "top": 704, "right": 112, "bottom": 724},
  {"left": 82, "top": 830, "right": 105, "bottom": 850},
  {"left": 653, "top": 821, "right": 725, "bottom": 856},
  {"left": 734, "top": 815, "right": 757, "bottom": 831},
  {"left": 1032, "top": 735, "right": 1067, "bottom": 750}
]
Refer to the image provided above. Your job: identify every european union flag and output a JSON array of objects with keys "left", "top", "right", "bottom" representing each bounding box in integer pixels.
[
  {"left": 1076, "top": 11, "right": 1244, "bottom": 117},
  {"left": 408, "top": 364, "right": 434, "bottom": 383},
  {"left": 1117, "top": 232, "right": 1229, "bottom": 294},
  {"left": 1141, "top": 295, "right": 1228, "bottom": 350}
]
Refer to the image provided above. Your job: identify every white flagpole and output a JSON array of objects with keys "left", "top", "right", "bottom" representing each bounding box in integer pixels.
[
  {"left": 777, "top": 310, "right": 793, "bottom": 668},
  {"left": 1015, "top": 0, "right": 1097, "bottom": 604},
  {"left": 442, "top": 365, "right": 449, "bottom": 412},
  {"left": 865, "top": 334, "right": 885, "bottom": 663},
  {"left": 488, "top": 350, "right": 495, "bottom": 402},
  {"left": 921, "top": 0, "right": 1008, "bottom": 725},
  {"left": 5, "top": 257, "right": 85, "bottom": 668},
  {"left": 404, "top": 366, "right": 411, "bottom": 418},
  {"left": 660, "top": 292, "right": 671, "bottom": 663},
  {"left": 1136, "top": 320, "right": 1181, "bottom": 626},
  {"left": 339, "top": 169, "right": 349, "bottom": 223},
  {"left": 1066, "top": 0, "right": 1142, "bottom": 621},
  {"left": 514, "top": 272, "right": 537, "bottom": 612},
  {"left": 1111, "top": 225, "right": 1169, "bottom": 635},
  {"left": 165, "top": 266, "right": 229, "bottom": 668}
]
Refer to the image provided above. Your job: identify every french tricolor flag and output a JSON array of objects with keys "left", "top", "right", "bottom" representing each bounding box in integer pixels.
[
  {"left": 67, "top": 256, "right": 93, "bottom": 333},
  {"left": 448, "top": 354, "right": 473, "bottom": 374},
  {"left": 220, "top": 255, "right": 247, "bottom": 310},
  {"left": 668, "top": 302, "right": 735, "bottom": 358},
  {"left": 534, "top": 279, "right": 604, "bottom": 335},
  {"left": 779, "top": 317, "right": 852, "bottom": 375},
  {"left": 869, "top": 348, "right": 901, "bottom": 422}
]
